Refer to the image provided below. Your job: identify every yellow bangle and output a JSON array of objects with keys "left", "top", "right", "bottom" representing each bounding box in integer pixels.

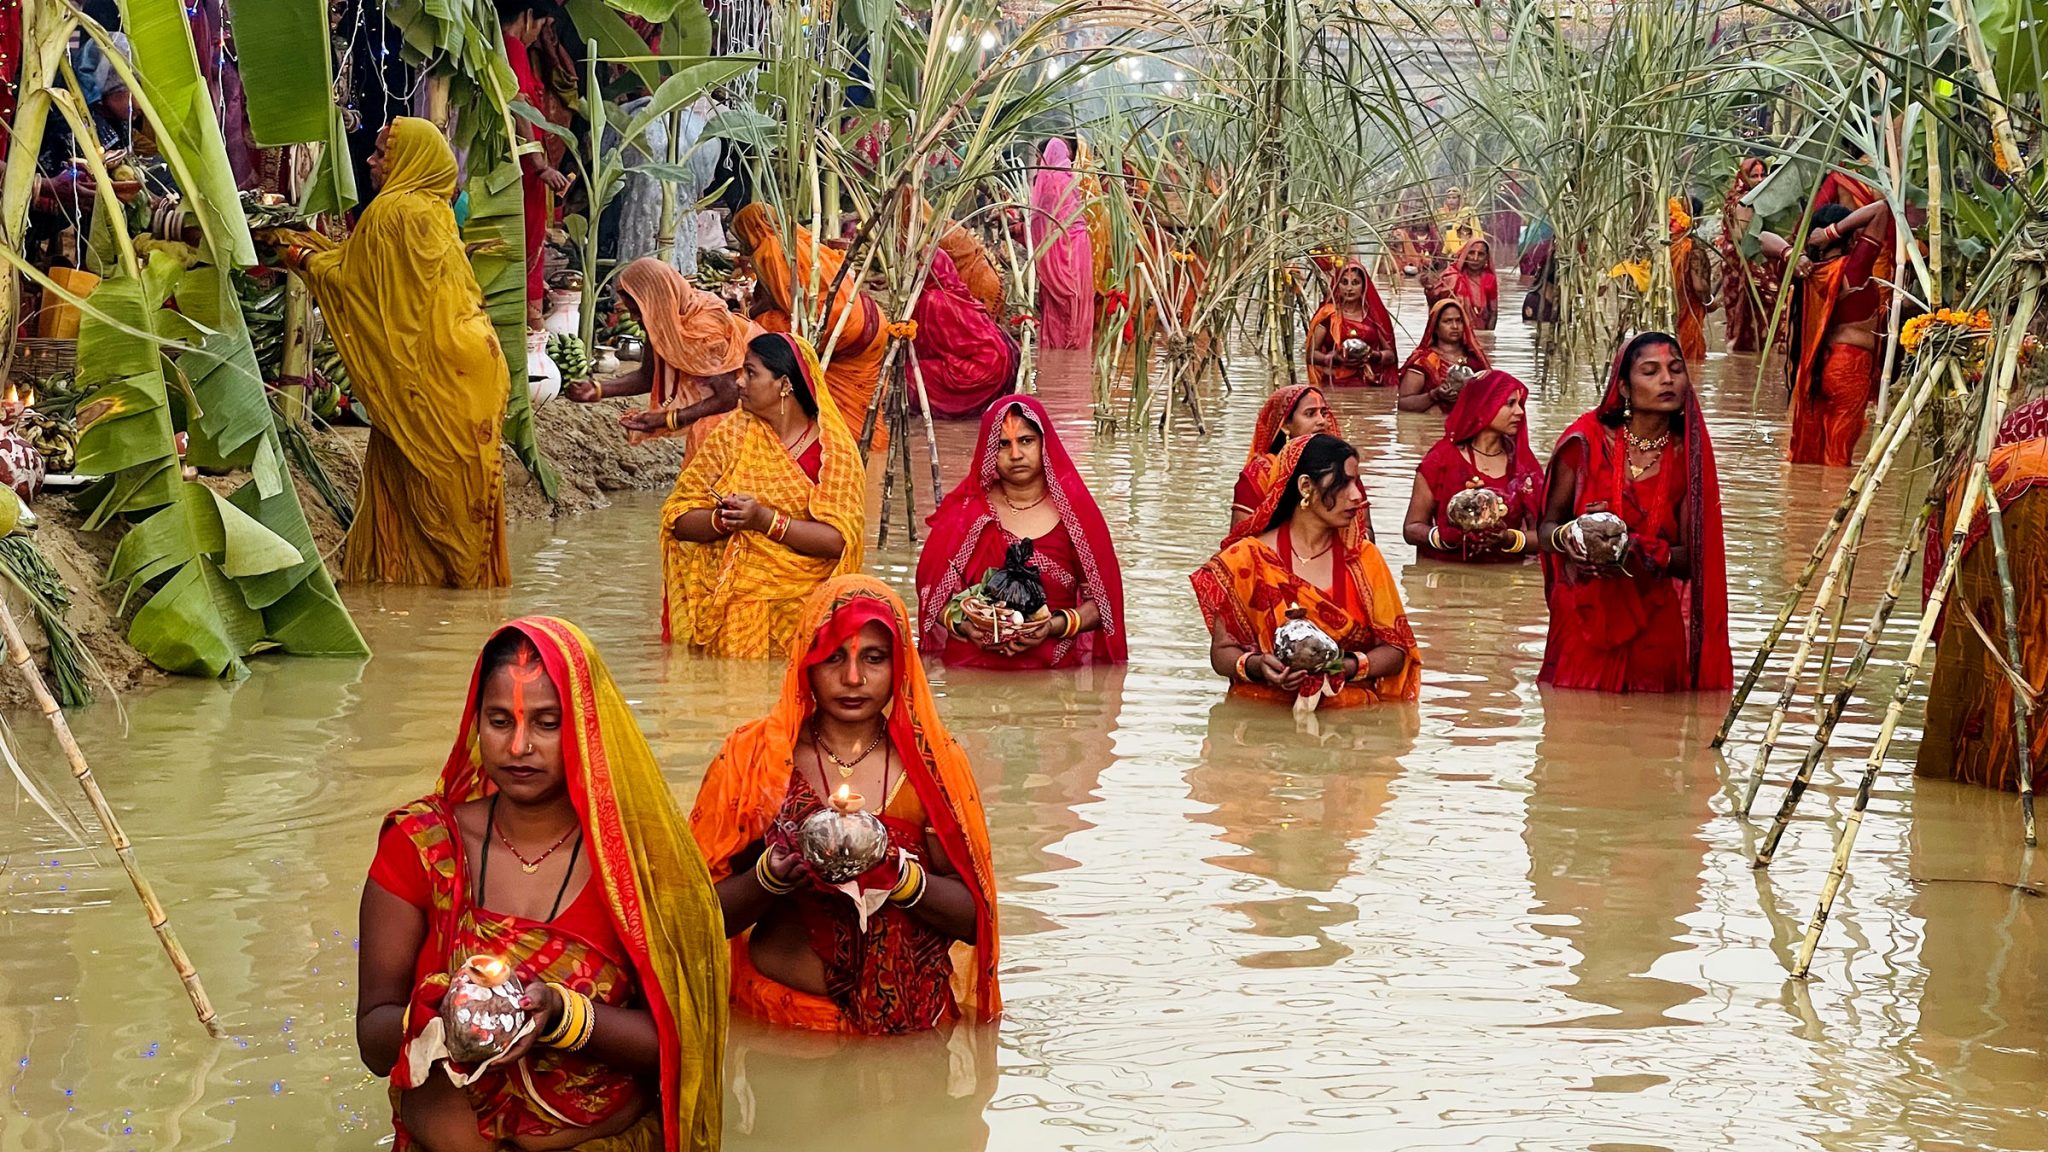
[
  {"left": 889, "top": 859, "right": 924, "bottom": 903},
  {"left": 755, "top": 849, "right": 799, "bottom": 895},
  {"left": 1504, "top": 529, "right": 1526, "bottom": 554}
]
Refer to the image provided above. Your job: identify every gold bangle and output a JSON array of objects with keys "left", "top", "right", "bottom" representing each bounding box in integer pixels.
[
  {"left": 1549, "top": 524, "right": 1570, "bottom": 552},
  {"left": 664, "top": 407, "right": 680, "bottom": 430},
  {"left": 755, "top": 849, "right": 798, "bottom": 895},
  {"left": 1503, "top": 529, "right": 1526, "bottom": 554},
  {"left": 889, "top": 859, "right": 924, "bottom": 903},
  {"left": 537, "top": 983, "right": 577, "bottom": 1045}
]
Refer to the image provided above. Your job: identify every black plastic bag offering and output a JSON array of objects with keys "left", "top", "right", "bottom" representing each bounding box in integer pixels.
[{"left": 981, "top": 539, "right": 1048, "bottom": 617}]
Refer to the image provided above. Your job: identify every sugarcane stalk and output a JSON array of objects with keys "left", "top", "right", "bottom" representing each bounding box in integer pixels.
[
  {"left": 1714, "top": 356, "right": 1935, "bottom": 748},
  {"left": 1755, "top": 499, "right": 1934, "bottom": 867},
  {"left": 1792, "top": 270, "right": 2041, "bottom": 975},
  {"left": 0, "top": 594, "right": 224, "bottom": 1037},
  {"left": 1924, "top": 111, "right": 1943, "bottom": 307},
  {"left": 903, "top": 340, "right": 944, "bottom": 509},
  {"left": 1736, "top": 361, "right": 1939, "bottom": 813},
  {"left": 1982, "top": 490, "right": 2038, "bottom": 846}
]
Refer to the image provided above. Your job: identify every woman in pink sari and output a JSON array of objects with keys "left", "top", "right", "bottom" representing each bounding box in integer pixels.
[
  {"left": 1031, "top": 139, "right": 1095, "bottom": 350},
  {"left": 912, "top": 249, "right": 1021, "bottom": 419}
]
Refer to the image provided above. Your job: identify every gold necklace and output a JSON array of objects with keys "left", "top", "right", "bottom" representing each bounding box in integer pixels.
[
  {"left": 495, "top": 820, "right": 579, "bottom": 875},
  {"left": 1622, "top": 427, "right": 1671, "bottom": 480},
  {"left": 812, "top": 724, "right": 886, "bottom": 780}
]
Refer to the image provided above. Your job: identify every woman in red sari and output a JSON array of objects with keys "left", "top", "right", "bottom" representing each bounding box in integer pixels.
[
  {"left": 916, "top": 395, "right": 1126, "bottom": 668},
  {"left": 498, "top": 2, "right": 574, "bottom": 326},
  {"left": 690, "top": 576, "right": 1001, "bottom": 1035},
  {"left": 1763, "top": 200, "right": 1894, "bottom": 466},
  {"left": 1429, "top": 239, "right": 1499, "bottom": 332},
  {"left": 1192, "top": 434, "right": 1421, "bottom": 710},
  {"left": 1537, "top": 332, "right": 1732, "bottom": 693},
  {"left": 910, "top": 248, "right": 1021, "bottom": 419},
  {"left": 357, "top": 618, "right": 727, "bottom": 1152},
  {"left": 1402, "top": 369, "right": 1543, "bottom": 563},
  {"left": 1397, "top": 299, "right": 1491, "bottom": 414},
  {"left": 1305, "top": 259, "right": 1399, "bottom": 389},
  {"left": 1232, "top": 385, "right": 1340, "bottom": 532}
]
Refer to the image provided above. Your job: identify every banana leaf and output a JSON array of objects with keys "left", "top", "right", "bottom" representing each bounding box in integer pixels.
[
  {"left": 608, "top": 0, "right": 683, "bottom": 21},
  {"left": 563, "top": 0, "right": 665, "bottom": 91},
  {"left": 465, "top": 155, "right": 560, "bottom": 499},
  {"left": 115, "top": 0, "right": 257, "bottom": 267},
  {"left": 223, "top": 0, "right": 334, "bottom": 145}
]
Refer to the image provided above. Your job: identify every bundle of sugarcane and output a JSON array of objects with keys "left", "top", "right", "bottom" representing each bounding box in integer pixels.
[{"left": 0, "top": 529, "right": 101, "bottom": 707}]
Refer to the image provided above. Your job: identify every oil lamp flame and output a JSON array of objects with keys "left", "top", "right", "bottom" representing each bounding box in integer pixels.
[{"left": 830, "top": 784, "right": 864, "bottom": 814}]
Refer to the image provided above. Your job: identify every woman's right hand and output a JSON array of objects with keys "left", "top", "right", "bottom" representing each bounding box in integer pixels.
[
  {"left": 565, "top": 379, "right": 602, "bottom": 403},
  {"left": 1250, "top": 653, "right": 1306, "bottom": 691}
]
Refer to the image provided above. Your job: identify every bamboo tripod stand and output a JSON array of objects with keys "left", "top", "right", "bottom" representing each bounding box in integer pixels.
[{"left": 1715, "top": 262, "right": 2043, "bottom": 978}]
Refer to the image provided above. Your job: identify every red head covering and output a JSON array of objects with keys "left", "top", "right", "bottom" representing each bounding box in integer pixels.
[
  {"left": 1246, "top": 385, "right": 1342, "bottom": 465},
  {"left": 1543, "top": 333, "right": 1731, "bottom": 689},
  {"left": 916, "top": 394, "right": 1127, "bottom": 664},
  {"left": 1401, "top": 298, "right": 1491, "bottom": 379}
]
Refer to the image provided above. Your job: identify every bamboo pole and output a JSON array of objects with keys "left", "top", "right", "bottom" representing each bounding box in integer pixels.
[
  {"left": 0, "top": 595, "right": 224, "bottom": 1037},
  {"left": 1982, "top": 492, "right": 2038, "bottom": 846},
  {"left": 1814, "top": 515, "right": 1861, "bottom": 706},
  {"left": 1754, "top": 499, "right": 1933, "bottom": 867},
  {"left": 904, "top": 340, "right": 944, "bottom": 509},
  {"left": 1792, "top": 270, "right": 2041, "bottom": 975},
  {"left": 1735, "top": 362, "right": 1939, "bottom": 813},
  {"left": 1713, "top": 359, "right": 1933, "bottom": 749}
]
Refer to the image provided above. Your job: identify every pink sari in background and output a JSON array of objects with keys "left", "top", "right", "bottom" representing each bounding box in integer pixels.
[{"left": 1031, "top": 140, "right": 1096, "bottom": 350}]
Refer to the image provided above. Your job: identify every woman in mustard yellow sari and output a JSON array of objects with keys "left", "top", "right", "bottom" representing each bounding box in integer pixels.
[
  {"left": 283, "top": 118, "right": 510, "bottom": 589},
  {"left": 660, "top": 333, "right": 866, "bottom": 657},
  {"left": 356, "top": 617, "right": 726, "bottom": 1152},
  {"left": 729, "top": 203, "right": 889, "bottom": 449}
]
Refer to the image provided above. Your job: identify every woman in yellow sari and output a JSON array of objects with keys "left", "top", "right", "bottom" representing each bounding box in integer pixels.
[
  {"left": 1193, "top": 434, "right": 1421, "bottom": 711},
  {"left": 356, "top": 617, "right": 726, "bottom": 1152},
  {"left": 284, "top": 117, "right": 509, "bottom": 589},
  {"left": 689, "top": 575, "right": 1001, "bottom": 1035},
  {"left": 660, "top": 333, "right": 866, "bottom": 657},
  {"left": 729, "top": 203, "right": 889, "bottom": 449}
]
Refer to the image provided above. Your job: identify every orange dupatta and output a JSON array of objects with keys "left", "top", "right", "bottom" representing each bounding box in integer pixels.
[
  {"left": 387, "top": 618, "right": 727, "bottom": 1152},
  {"left": 616, "top": 258, "right": 749, "bottom": 450},
  {"left": 658, "top": 334, "right": 866, "bottom": 656},
  {"left": 688, "top": 576, "right": 1002, "bottom": 1029}
]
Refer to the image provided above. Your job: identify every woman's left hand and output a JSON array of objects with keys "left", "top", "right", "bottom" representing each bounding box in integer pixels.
[
  {"left": 618, "top": 408, "right": 671, "bottom": 434},
  {"left": 998, "top": 615, "right": 1057, "bottom": 655},
  {"left": 715, "top": 494, "right": 768, "bottom": 535}
]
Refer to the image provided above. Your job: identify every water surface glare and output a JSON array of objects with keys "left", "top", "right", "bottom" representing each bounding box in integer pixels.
[{"left": 4, "top": 289, "right": 2045, "bottom": 1150}]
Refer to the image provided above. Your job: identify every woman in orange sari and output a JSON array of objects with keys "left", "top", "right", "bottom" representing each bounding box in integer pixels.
[
  {"left": 1428, "top": 239, "right": 1498, "bottom": 332},
  {"left": 285, "top": 118, "right": 509, "bottom": 589},
  {"left": 729, "top": 202, "right": 888, "bottom": 448},
  {"left": 1669, "top": 197, "right": 1713, "bottom": 367},
  {"left": 1306, "top": 259, "right": 1399, "bottom": 389},
  {"left": 661, "top": 333, "right": 865, "bottom": 656},
  {"left": 937, "top": 218, "right": 1006, "bottom": 316},
  {"left": 1193, "top": 434, "right": 1421, "bottom": 710},
  {"left": 1397, "top": 299, "right": 1491, "bottom": 414},
  {"left": 567, "top": 258, "right": 749, "bottom": 453},
  {"left": 1231, "top": 384, "right": 1340, "bottom": 532},
  {"left": 1918, "top": 397, "right": 2048, "bottom": 793},
  {"left": 357, "top": 618, "right": 727, "bottom": 1152},
  {"left": 1537, "top": 332, "right": 1732, "bottom": 693},
  {"left": 690, "top": 575, "right": 1001, "bottom": 1035}
]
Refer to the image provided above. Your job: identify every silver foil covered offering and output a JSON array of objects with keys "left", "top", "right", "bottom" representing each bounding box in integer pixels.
[
  {"left": 1445, "top": 486, "right": 1509, "bottom": 534},
  {"left": 1439, "top": 362, "right": 1478, "bottom": 404},
  {"left": 1272, "top": 604, "right": 1342, "bottom": 673},
  {"left": 799, "top": 786, "right": 891, "bottom": 884},
  {"left": 1567, "top": 511, "right": 1630, "bottom": 566},
  {"left": 1340, "top": 337, "right": 1369, "bottom": 360},
  {"left": 442, "top": 955, "right": 527, "bottom": 1065}
]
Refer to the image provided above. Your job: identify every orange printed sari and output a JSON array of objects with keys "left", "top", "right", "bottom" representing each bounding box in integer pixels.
[
  {"left": 377, "top": 618, "right": 727, "bottom": 1152},
  {"left": 659, "top": 335, "right": 866, "bottom": 656},
  {"left": 1194, "top": 439, "right": 1421, "bottom": 709},
  {"left": 730, "top": 203, "right": 889, "bottom": 448},
  {"left": 615, "top": 258, "right": 749, "bottom": 451},
  {"left": 689, "top": 576, "right": 1002, "bottom": 1034}
]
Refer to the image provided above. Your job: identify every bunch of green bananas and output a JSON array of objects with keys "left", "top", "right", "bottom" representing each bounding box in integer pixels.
[
  {"left": 21, "top": 409, "right": 78, "bottom": 473},
  {"left": 310, "top": 339, "right": 352, "bottom": 421},
  {"left": 610, "top": 312, "right": 646, "bottom": 341},
  {"left": 547, "top": 333, "right": 593, "bottom": 380}
]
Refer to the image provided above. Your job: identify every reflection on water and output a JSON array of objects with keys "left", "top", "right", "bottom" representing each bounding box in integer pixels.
[{"left": 5, "top": 288, "right": 2048, "bottom": 1150}]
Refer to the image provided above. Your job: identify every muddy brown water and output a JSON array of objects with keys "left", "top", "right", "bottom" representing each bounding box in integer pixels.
[{"left": 4, "top": 287, "right": 2045, "bottom": 1150}]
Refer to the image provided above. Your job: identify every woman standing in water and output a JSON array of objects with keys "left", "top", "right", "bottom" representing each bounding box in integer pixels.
[
  {"left": 1403, "top": 369, "right": 1543, "bottom": 563},
  {"left": 1193, "top": 434, "right": 1420, "bottom": 709},
  {"left": 1397, "top": 300, "right": 1491, "bottom": 414},
  {"left": 661, "top": 333, "right": 865, "bottom": 656},
  {"left": 1232, "top": 385, "right": 1341, "bottom": 533},
  {"left": 356, "top": 618, "right": 727, "bottom": 1151},
  {"left": 690, "top": 576, "right": 1001, "bottom": 1034},
  {"left": 1537, "top": 332, "right": 1732, "bottom": 692},
  {"left": 1429, "top": 239, "right": 1499, "bottom": 332},
  {"left": 1305, "top": 259, "right": 1399, "bottom": 389},
  {"left": 1030, "top": 138, "right": 1096, "bottom": 350},
  {"left": 916, "top": 395, "right": 1126, "bottom": 668}
]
